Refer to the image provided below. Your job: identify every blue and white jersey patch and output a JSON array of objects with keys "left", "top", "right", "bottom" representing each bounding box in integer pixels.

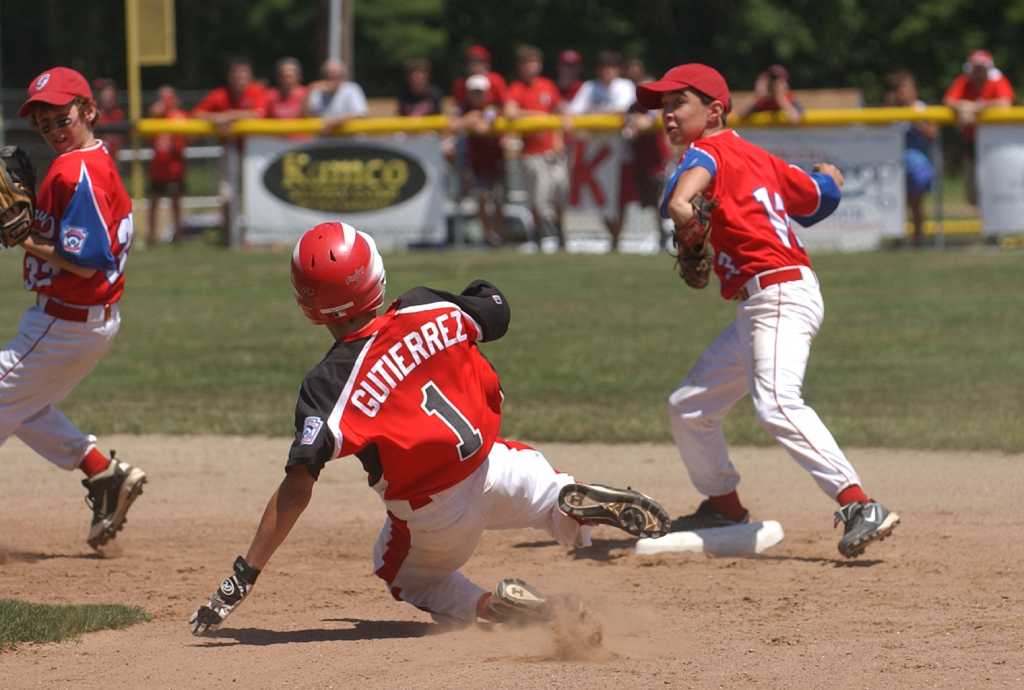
[
  {"left": 57, "top": 164, "right": 117, "bottom": 271},
  {"left": 301, "top": 416, "right": 324, "bottom": 445}
]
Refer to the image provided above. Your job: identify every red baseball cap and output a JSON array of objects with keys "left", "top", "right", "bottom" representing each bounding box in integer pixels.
[
  {"left": 465, "top": 45, "right": 491, "bottom": 62},
  {"left": 967, "top": 49, "right": 994, "bottom": 68},
  {"left": 19, "top": 67, "right": 93, "bottom": 117},
  {"left": 559, "top": 49, "right": 582, "bottom": 65},
  {"left": 636, "top": 63, "right": 731, "bottom": 112}
]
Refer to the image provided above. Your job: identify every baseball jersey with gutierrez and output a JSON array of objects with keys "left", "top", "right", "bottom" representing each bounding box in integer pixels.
[{"left": 287, "top": 281, "right": 590, "bottom": 623}]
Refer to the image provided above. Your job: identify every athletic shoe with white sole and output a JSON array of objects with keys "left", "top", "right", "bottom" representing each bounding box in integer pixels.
[
  {"left": 83, "top": 453, "right": 147, "bottom": 550},
  {"left": 834, "top": 501, "right": 900, "bottom": 558},
  {"left": 671, "top": 498, "right": 750, "bottom": 532},
  {"left": 484, "top": 578, "right": 551, "bottom": 623},
  {"left": 558, "top": 483, "right": 670, "bottom": 538}
]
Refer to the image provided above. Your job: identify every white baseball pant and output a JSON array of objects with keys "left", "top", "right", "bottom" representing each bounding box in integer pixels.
[
  {"left": 667, "top": 266, "right": 861, "bottom": 499},
  {"left": 372, "top": 440, "right": 591, "bottom": 624},
  {"left": 0, "top": 302, "right": 120, "bottom": 469}
]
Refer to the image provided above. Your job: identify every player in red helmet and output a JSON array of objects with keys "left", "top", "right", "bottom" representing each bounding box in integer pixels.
[{"left": 190, "top": 221, "right": 670, "bottom": 634}]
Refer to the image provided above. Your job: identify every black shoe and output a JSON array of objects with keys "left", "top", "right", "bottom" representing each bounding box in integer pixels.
[
  {"left": 558, "top": 483, "right": 670, "bottom": 538},
  {"left": 834, "top": 501, "right": 900, "bottom": 558},
  {"left": 670, "top": 499, "right": 750, "bottom": 532},
  {"left": 83, "top": 454, "right": 147, "bottom": 550},
  {"left": 484, "top": 578, "right": 551, "bottom": 624}
]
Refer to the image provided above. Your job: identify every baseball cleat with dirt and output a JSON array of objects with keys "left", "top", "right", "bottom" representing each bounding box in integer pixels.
[
  {"left": 558, "top": 483, "right": 670, "bottom": 538},
  {"left": 484, "top": 578, "right": 552, "bottom": 624},
  {"left": 83, "top": 454, "right": 147, "bottom": 550},
  {"left": 835, "top": 500, "right": 900, "bottom": 558}
]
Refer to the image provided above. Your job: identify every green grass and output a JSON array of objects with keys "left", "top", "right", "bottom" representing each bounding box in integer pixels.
[
  {"left": 0, "top": 599, "right": 150, "bottom": 649},
  {"left": 0, "top": 245, "right": 1020, "bottom": 451}
]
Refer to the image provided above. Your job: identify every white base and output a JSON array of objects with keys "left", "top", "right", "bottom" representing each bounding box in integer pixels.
[{"left": 635, "top": 520, "right": 785, "bottom": 557}]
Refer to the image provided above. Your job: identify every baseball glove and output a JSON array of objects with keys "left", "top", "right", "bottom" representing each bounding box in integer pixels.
[
  {"left": 0, "top": 146, "right": 37, "bottom": 248},
  {"left": 672, "top": 194, "right": 717, "bottom": 289}
]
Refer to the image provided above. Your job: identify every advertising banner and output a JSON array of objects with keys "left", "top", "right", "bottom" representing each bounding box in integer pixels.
[
  {"left": 742, "top": 125, "right": 906, "bottom": 251},
  {"left": 977, "top": 125, "right": 1024, "bottom": 235},
  {"left": 567, "top": 134, "right": 623, "bottom": 218},
  {"left": 243, "top": 136, "right": 445, "bottom": 248}
]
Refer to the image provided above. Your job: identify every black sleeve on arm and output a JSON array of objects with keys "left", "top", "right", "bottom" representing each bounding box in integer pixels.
[
  {"left": 285, "top": 373, "right": 337, "bottom": 481},
  {"left": 396, "top": 281, "right": 511, "bottom": 342}
]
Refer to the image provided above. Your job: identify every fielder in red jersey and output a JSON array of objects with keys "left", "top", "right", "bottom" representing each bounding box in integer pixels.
[
  {"left": 638, "top": 64, "right": 899, "bottom": 558},
  {"left": 4, "top": 66, "right": 147, "bottom": 552},
  {"left": 190, "top": 222, "right": 670, "bottom": 634}
]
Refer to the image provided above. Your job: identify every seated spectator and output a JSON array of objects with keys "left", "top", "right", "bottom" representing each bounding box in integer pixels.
[
  {"left": 886, "top": 70, "right": 937, "bottom": 247},
  {"left": 397, "top": 58, "right": 443, "bottom": 117},
  {"left": 556, "top": 49, "right": 584, "bottom": 103},
  {"left": 943, "top": 49, "right": 1014, "bottom": 206},
  {"left": 565, "top": 50, "right": 635, "bottom": 251},
  {"left": 265, "top": 57, "right": 307, "bottom": 119},
  {"left": 453, "top": 74, "right": 505, "bottom": 247},
  {"left": 451, "top": 44, "right": 507, "bottom": 111},
  {"left": 94, "top": 78, "right": 126, "bottom": 162},
  {"left": 304, "top": 58, "right": 368, "bottom": 132},
  {"left": 506, "top": 44, "right": 568, "bottom": 250},
  {"left": 737, "top": 64, "right": 803, "bottom": 122},
  {"left": 147, "top": 85, "right": 188, "bottom": 246},
  {"left": 193, "top": 56, "right": 267, "bottom": 130}
]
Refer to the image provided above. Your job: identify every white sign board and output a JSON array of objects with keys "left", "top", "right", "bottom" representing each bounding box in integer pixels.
[
  {"left": 977, "top": 125, "right": 1024, "bottom": 235},
  {"left": 567, "top": 134, "right": 623, "bottom": 218},
  {"left": 242, "top": 136, "right": 445, "bottom": 249},
  {"left": 742, "top": 125, "right": 906, "bottom": 251}
]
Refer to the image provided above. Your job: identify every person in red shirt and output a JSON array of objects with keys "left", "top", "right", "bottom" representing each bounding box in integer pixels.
[
  {"left": 638, "top": 63, "right": 899, "bottom": 558},
  {"left": 93, "top": 78, "right": 126, "bottom": 163},
  {"left": 188, "top": 222, "right": 669, "bottom": 633},
  {"left": 506, "top": 45, "right": 568, "bottom": 250},
  {"left": 264, "top": 57, "right": 307, "bottom": 120},
  {"left": 450, "top": 44, "right": 507, "bottom": 110},
  {"left": 943, "top": 49, "right": 1014, "bottom": 205},
  {"left": 736, "top": 65, "right": 803, "bottom": 122},
  {"left": 556, "top": 49, "right": 584, "bottom": 103},
  {"left": 7, "top": 66, "right": 147, "bottom": 551},
  {"left": 453, "top": 74, "right": 506, "bottom": 247},
  {"left": 147, "top": 85, "right": 187, "bottom": 245},
  {"left": 192, "top": 56, "right": 267, "bottom": 128}
]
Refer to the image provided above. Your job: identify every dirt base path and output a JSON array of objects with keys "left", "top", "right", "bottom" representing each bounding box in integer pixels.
[{"left": 2, "top": 437, "right": 1022, "bottom": 689}]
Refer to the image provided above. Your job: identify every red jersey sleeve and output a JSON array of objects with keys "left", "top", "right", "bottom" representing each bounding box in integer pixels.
[
  {"left": 776, "top": 162, "right": 822, "bottom": 217},
  {"left": 992, "top": 75, "right": 1014, "bottom": 101},
  {"left": 944, "top": 76, "right": 968, "bottom": 103}
]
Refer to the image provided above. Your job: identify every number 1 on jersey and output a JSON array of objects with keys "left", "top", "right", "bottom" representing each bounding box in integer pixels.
[
  {"left": 421, "top": 381, "right": 483, "bottom": 461},
  {"left": 752, "top": 186, "right": 803, "bottom": 249}
]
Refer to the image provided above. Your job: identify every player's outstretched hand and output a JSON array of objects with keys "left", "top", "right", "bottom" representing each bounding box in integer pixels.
[
  {"left": 813, "top": 162, "right": 845, "bottom": 188},
  {"left": 188, "top": 556, "right": 260, "bottom": 636}
]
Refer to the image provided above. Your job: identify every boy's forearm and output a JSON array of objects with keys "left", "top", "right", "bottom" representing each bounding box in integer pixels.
[
  {"left": 22, "top": 236, "right": 96, "bottom": 278},
  {"left": 244, "top": 470, "right": 314, "bottom": 570}
]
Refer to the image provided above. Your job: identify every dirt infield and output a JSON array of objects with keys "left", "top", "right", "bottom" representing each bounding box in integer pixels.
[{"left": 2, "top": 436, "right": 1022, "bottom": 689}]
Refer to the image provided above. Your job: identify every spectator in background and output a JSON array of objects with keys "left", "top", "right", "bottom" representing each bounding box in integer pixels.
[
  {"left": 305, "top": 58, "right": 368, "bottom": 132},
  {"left": 193, "top": 57, "right": 267, "bottom": 129},
  {"left": 623, "top": 57, "right": 673, "bottom": 250},
  {"left": 556, "top": 49, "right": 584, "bottom": 103},
  {"left": 453, "top": 74, "right": 505, "bottom": 247},
  {"left": 565, "top": 50, "right": 635, "bottom": 251},
  {"left": 94, "top": 78, "right": 126, "bottom": 161},
  {"left": 265, "top": 57, "right": 307, "bottom": 119},
  {"left": 737, "top": 64, "right": 803, "bottom": 122},
  {"left": 943, "top": 49, "right": 1014, "bottom": 206},
  {"left": 397, "top": 58, "right": 443, "bottom": 117},
  {"left": 147, "top": 85, "right": 187, "bottom": 246},
  {"left": 886, "top": 70, "right": 937, "bottom": 247},
  {"left": 506, "top": 44, "right": 568, "bottom": 251},
  {"left": 451, "top": 44, "right": 507, "bottom": 110}
]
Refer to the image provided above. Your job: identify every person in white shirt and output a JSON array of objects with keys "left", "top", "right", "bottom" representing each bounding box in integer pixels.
[{"left": 305, "top": 58, "right": 368, "bottom": 132}]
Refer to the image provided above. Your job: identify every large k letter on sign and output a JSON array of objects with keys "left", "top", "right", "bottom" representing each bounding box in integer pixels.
[{"left": 568, "top": 135, "right": 622, "bottom": 217}]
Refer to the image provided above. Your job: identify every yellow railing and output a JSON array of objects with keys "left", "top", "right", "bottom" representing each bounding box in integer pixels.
[{"left": 135, "top": 106, "right": 1024, "bottom": 137}]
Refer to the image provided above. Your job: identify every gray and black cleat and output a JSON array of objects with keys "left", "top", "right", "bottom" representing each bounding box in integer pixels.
[
  {"left": 670, "top": 498, "right": 750, "bottom": 532},
  {"left": 83, "top": 453, "right": 147, "bottom": 550},
  {"left": 485, "top": 578, "right": 552, "bottom": 624},
  {"left": 835, "top": 501, "right": 900, "bottom": 558},
  {"left": 558, "top": 483, "right": 670, "bottom": 538}
]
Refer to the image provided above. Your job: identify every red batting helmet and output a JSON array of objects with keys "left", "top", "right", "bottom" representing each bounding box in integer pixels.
[{"left": 290, "top": 222, "right": 387, "bottom": 324}]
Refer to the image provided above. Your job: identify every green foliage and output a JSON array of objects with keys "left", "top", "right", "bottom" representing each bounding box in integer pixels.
[
  {"left": 0, "top": 599, "right": 150, "bottom": 649},
  {"left": 0, "top": 245, "right": 1019, "bottom": 451}
]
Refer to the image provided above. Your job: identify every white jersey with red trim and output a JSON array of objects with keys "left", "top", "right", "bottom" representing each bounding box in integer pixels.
[{"left": 25, "top": 141, "right": 133, "bottom": 306}]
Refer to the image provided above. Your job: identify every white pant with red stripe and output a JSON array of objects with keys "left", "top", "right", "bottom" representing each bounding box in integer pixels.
[
  {"left": 372, "top": 440, "right": 591, "bottom": 624},
  {"left": 0, "top": 304, "right": 120, "bottom": 470},
  {"left": 667, "top": 267, "right": 861, "bottom": 500}
]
